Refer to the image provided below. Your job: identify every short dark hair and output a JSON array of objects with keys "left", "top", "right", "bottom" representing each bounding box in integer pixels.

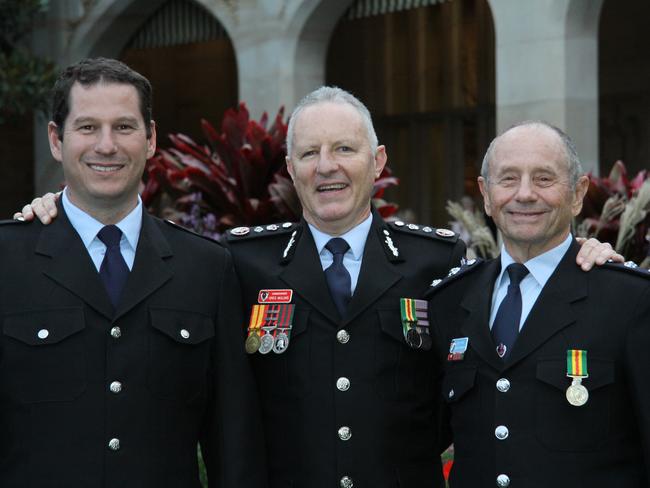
[{"left": 51, "top": 57, "right": 153, "bottom": 140}]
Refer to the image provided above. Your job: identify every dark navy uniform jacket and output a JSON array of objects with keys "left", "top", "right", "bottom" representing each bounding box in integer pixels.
[
  {"left": 427, "top": 240, "right": 650, "bottom": 488},
  {"left": 225, "top": 210, "right": 465, "bottom": 488},
  {"left": 0, "top": 204, "right": 267, "bottom": 488}
]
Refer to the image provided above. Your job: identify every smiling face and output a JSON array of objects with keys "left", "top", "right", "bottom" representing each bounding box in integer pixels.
[
  {"left": 478, "top": 125, "right": 589, "bottom": 261},
  {"left": 286, "top": 101, "right": 387, "bottom": 235},
  {"left": 48, "top": 81, "right": 156, "bottom": 223}
]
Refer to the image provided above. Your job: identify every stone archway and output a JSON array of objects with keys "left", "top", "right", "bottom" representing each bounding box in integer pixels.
[{"left": 290, "top": 0, "right": 355, "bottom": 104}]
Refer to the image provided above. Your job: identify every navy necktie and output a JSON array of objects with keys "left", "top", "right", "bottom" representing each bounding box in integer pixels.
[
  {"left": 97, "top": 225, "right": 129, "bottom": 308},
  {"left": 324, "top": 238, "right": 351, "bottom": 317},
  {"left": 492, "top": 263, "right": 529, "bottom": 360}
]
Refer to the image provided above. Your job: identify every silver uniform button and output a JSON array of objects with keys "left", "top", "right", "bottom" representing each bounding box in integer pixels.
[
  {"left": 448, "top": 389, "right": 455, "bottom": 398},
  {"left": 108, "top": 438, "right": 121, "bottom": 451},
  {"left": 109, "top": 381, "right": 122, "bottom": 394},
  {"left": 340, "top": 476, "right": 354, "bottom": 488},
  {"left": 338, "top": 426, "right": 352, "bottom": 441},
  {"left": 496, "top": 474, "right": 510, "bottom": 487},
  {"left": 37, "top": 329, "right": 49, "bottom": 340},
  {"left": 110, "top": 326, "right": 121, "bottom": 339},
  {"left": 336, "top": 377, "right": 350, "bottom": 391},
  {"left": 336, "top": 329, "right": 350, "bottom": 344},
  {"left": 495, "top": 425, "right": 509, "bottom": 440},
  {"left": 180, "top": 329, "right": 190, "bottom": 339},
  {"left": 496, "top": 378, "right": 511, "bottom": 393}
]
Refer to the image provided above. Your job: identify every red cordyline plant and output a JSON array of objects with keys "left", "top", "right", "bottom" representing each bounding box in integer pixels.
[
  {"left": 577, "top": 160, "right": 650, "bottom": 265},
  {"left": 141, "top": 103, "right": 399, "bottom": 238}
]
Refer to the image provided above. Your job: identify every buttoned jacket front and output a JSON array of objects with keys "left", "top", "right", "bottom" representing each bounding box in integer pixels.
[
  {"left": 0, "top": 206, "right": 267, "bottom": 488},
  {"left": 225, "top": 212, "right": 465, "bottom": 488},
  {"left": 428, "top": 241, "right": 650, "bottom": 488}
]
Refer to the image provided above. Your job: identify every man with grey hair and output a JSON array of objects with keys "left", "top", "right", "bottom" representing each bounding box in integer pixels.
[
  {"left": 18, "top": 94, "right": 621, "bottom": 487},
  {"left": 427, "top": 121, "right": 650, "bottom": 487},
  {"left": 223, "top": 85, "right": 466, "bottom": 488}
]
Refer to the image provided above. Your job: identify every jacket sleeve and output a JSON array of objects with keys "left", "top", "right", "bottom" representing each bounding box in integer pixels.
[
  {"left": 201, "top": 249, "right": 269, "bottom": 488},
  {"left": 624, "top": 283, "right": 650, "bottom": 485}
]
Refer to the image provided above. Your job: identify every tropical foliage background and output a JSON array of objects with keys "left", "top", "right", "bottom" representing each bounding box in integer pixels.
[{"left": 142, "top": 103, "right": 399, "bottom": 239}]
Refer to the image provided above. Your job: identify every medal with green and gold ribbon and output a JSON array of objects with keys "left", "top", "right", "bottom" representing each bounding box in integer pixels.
[
  {"left": 566, "top": 349, "right": 589, "bottom": 406},
  {"left": 400, "top": 298, "right": 430, "bottom": 350}
]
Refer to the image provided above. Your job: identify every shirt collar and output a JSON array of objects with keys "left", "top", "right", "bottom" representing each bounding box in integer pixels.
[
  {"left": 308, "top": 212, "right": 373, "bottom": 261},
  {"left": 496, "top": 233, "right": 573, "bottom": 287},
  {"left": 62, "top": 187, "right": 143, "bottom": 251}
]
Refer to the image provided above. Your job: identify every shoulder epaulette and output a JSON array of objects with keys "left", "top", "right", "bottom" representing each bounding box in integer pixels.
[
  {"left": 425, "top": 257, "right": 485, "bottom": 296},
  {"left": 225, "top": 222, "right": 298, "bottom": 242},
  {"left": 601, "top": 260, "right": 650, "bottom": 279},
  {"left": 387, "top": 220, "right": 459, "bottom": 244},
  {"left": 163, "top": 219, "right": 221, "bottom": 246},
  {"left": 0, "top": 218, "right": 29, "bottom": 226}
]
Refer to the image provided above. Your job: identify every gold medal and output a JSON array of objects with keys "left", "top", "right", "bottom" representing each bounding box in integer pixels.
[{"left": 245, "top": 333, "right": 261, "bottom": 354}]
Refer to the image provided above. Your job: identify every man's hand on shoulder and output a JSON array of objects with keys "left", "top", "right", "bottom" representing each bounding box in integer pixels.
[
  {"left": 576, "top": 237, "right": 624, "bottom": 271},
  {"left": 13, "top": 192, "right": 60, "bottom": 224}
]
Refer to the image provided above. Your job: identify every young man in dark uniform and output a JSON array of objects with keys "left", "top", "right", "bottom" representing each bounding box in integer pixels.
[{"left": 0, "top": 58, "right": 267, "bottom": 488}]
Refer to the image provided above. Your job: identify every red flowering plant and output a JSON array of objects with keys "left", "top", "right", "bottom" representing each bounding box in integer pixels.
[
  {"left": 576, "top": 160, "right": 650, "bottom": 267},
  {"left": 141, "top": 103, "right": 399, "bottom": 238}
]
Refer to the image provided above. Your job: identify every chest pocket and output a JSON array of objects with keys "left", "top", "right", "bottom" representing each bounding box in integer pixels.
[
  {"left": 535, "top": 357, "right": 615, "bottom": 451},
  {"left": 1, "top": 308, "right": 86, "bottom": 403},
  {"left": 251, "top": 308, "right": 311, "bottom": 398},
  {"left": 441, "top": 365, "right": 480, "bottom": 443},
  {"left": 375, "top": 309, "right": 434, "bottom": 400},
  {"left": 148, "top": 308, "right": 215, "bottom": 402}
]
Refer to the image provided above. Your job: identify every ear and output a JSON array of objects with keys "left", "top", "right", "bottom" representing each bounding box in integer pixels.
[
  {"left": 48, "top": 122, "right": 63, "bottom": 163},
  {"left": 286, "top": 155, "right": 296, "bottom": 183},
  {"left": 477, "top": 176, "right": 492, "bottom": 216},
  {"left": 146, "top": 120, "right": 157, "bottom": 158},
  {"left": 571, "top": 175, "right": 590, "bottom": 216},
  {"left": 373, "top": 145, "right": 387, "bottom": 179}
]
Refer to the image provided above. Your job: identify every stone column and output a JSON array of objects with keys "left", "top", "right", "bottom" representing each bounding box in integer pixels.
[{"left": 487, "top": 0, "right": 603, "bottom": 174}]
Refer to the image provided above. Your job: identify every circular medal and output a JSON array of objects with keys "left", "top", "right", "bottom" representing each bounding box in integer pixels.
[
  {"left": 244, "top": 333, "right": 261, "bottom": 354},
  {"left": 258, "top": 333, "right": 275, "bottom": 354},
  {"left": 273, "top": 332, "right": 290, "bottom": 354},
  {"left": 406, "top": 328, "right": 422, "bottom": 349},
  {"left": 566, "top": 382, "right": 589, "bottom": 406}
]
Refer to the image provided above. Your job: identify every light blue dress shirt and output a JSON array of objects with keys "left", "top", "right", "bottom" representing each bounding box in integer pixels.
[
  {"left": 489, "top": 233, "right": 573, "bottom": 331},
  {"left": 308, "top": 213, "right": 373, "bottom": 295},
  {"left": 62, "top": 188, "right": 142, "bottom": 271}
]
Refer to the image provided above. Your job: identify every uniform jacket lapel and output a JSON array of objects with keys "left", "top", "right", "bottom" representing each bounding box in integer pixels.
[
  {"left": 506, "top": 241, "right": 587, "bottom": 368},
  {"left": 114, "top": 213, "right": 173, "bottom": 320},
  {"left": 280, "top": 220, "right": 341, "bottom": 324},
  {"left": 35, "top": 205, "right": 114, "bottom": 320},
  {"left": 343, "top": 217, "right": 401, "bottom": 326},
  {"left": 459, "top": 258, "right": 504, "bottom": 371}
]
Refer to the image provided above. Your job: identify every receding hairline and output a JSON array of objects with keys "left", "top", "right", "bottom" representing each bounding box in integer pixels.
[
  {"left": 290, "top": 100, "right": 368, "bottom": 143},
  {"left": 482, "top": 121, "right": 583, "bottom": 187}
]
